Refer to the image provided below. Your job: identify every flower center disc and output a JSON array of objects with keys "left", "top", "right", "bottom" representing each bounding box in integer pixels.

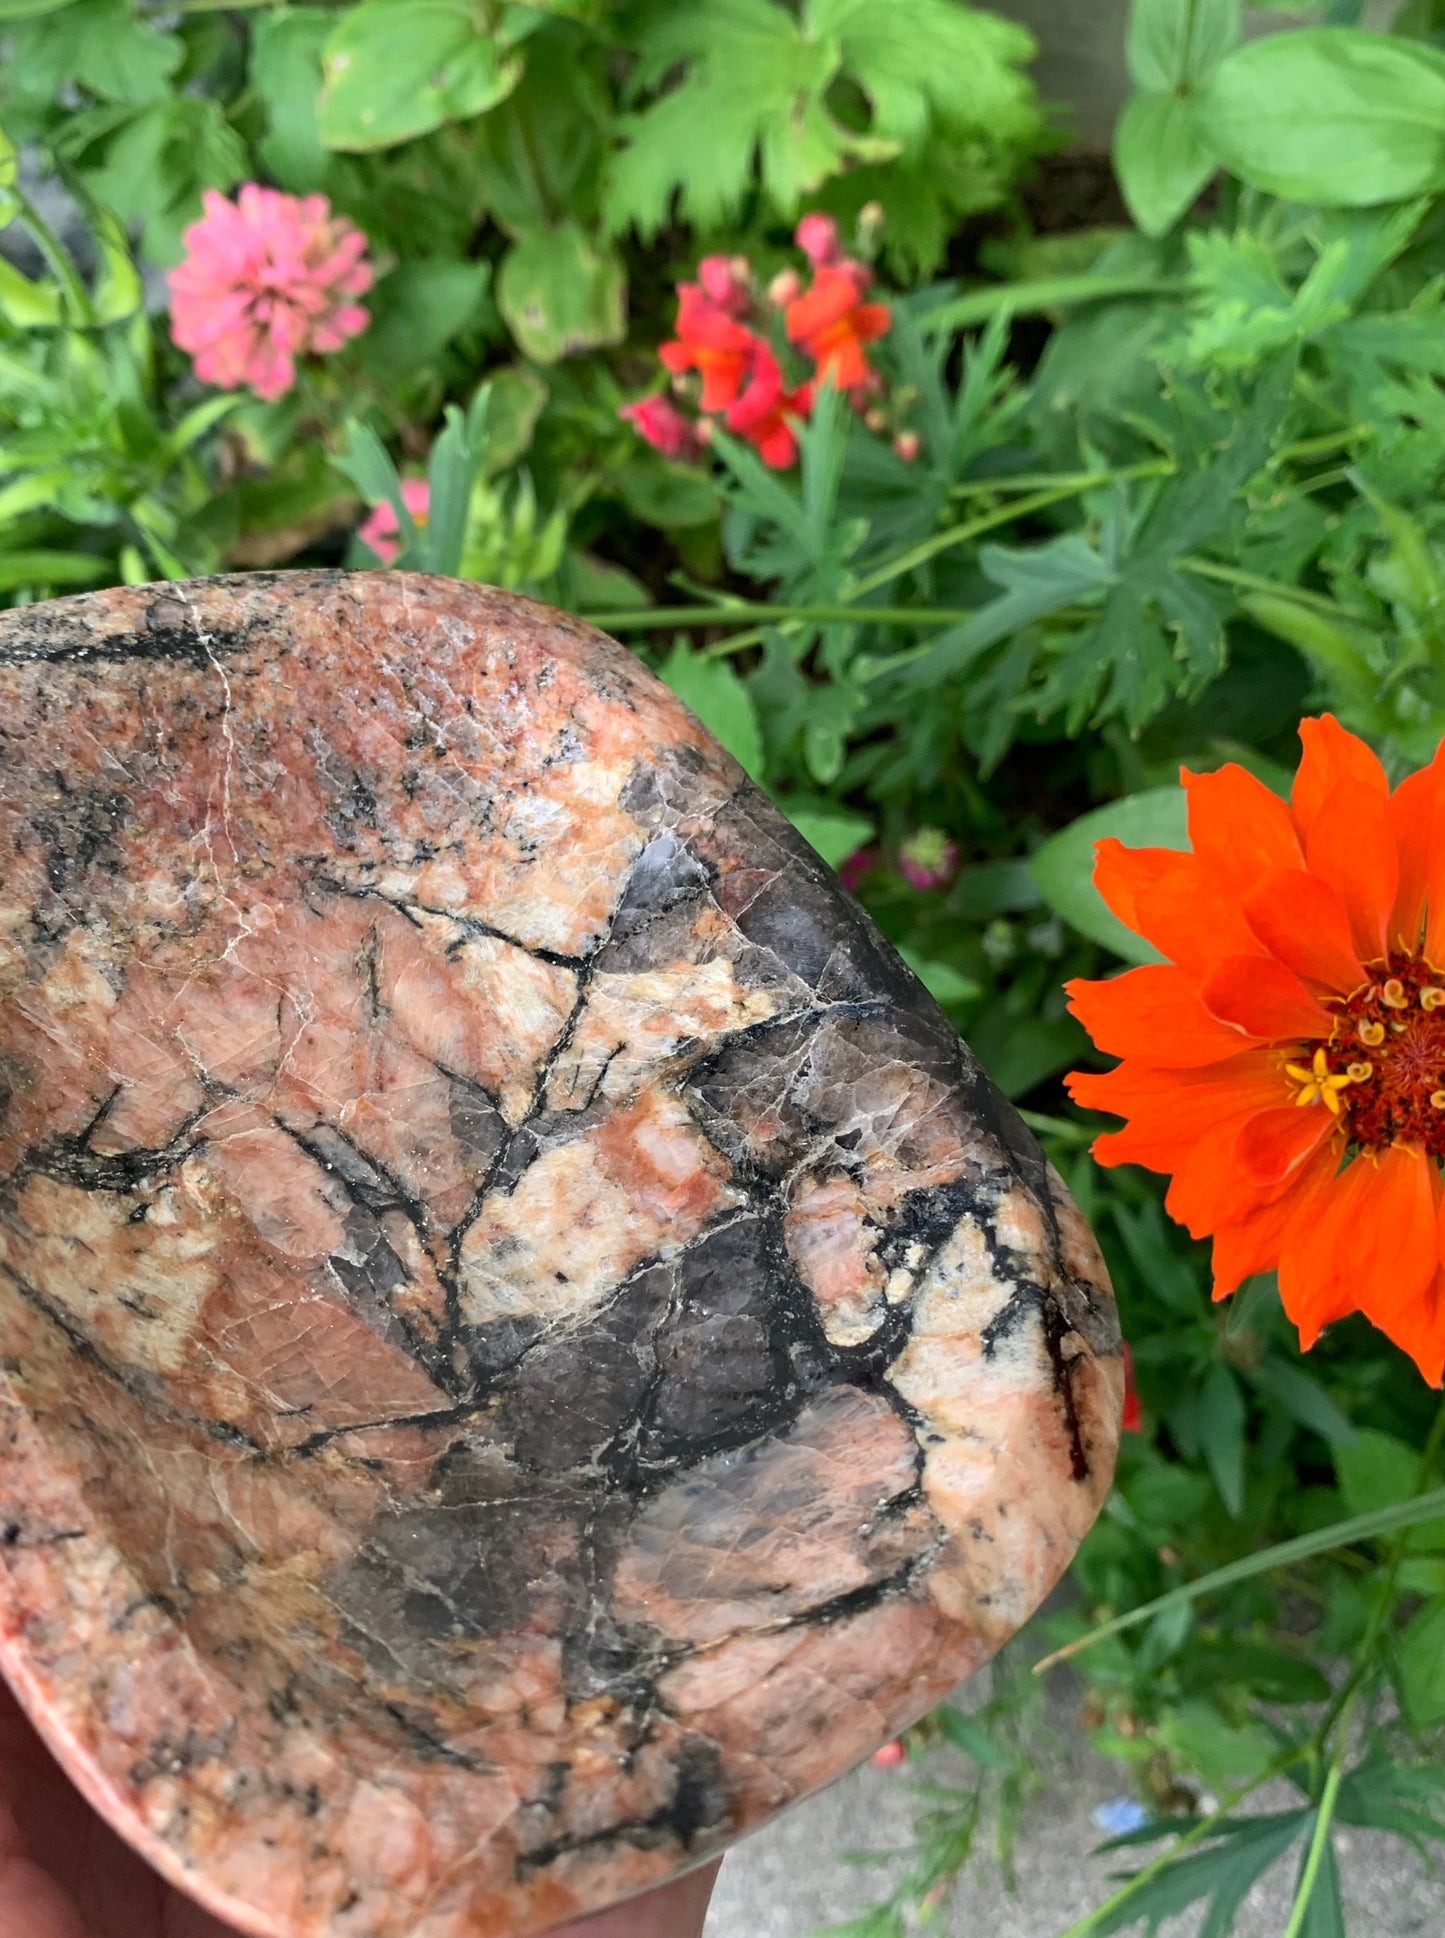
[{"left": 1321, "top": 957, "right": 1445, "bottom": 1153}]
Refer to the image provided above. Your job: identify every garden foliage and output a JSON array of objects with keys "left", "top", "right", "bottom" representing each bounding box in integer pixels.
[{"left": 5, "top": 1, "right": 1445, "bottom": 1933}]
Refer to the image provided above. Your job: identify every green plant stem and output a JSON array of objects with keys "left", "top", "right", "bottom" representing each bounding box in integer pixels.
[
  {"left": 918, "top": 272, "right": 1188, "bottom": 337},
  {"left": 579, "top": 602, "right": 976, "bottom": 632},
  {"left": 849, "top": 465, "right": 1172, "bottom": 599},
  {"left": 1180, "top": 556, "right": 1373, "bottom": 625},
  {"left": 13, "top": 189, "right": 94, "bottom": 327},
  {"left": 1033, "top": 1481, "right": 1445, "bottom": 1672},
  {"left": 1280, "top": 1754, "right": 1346, "bottom": 1938}
]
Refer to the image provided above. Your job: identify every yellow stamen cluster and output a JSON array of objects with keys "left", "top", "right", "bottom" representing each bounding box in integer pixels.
[{"left": 1287, "top": 1047, "right": 1355, "bottom": 1116}]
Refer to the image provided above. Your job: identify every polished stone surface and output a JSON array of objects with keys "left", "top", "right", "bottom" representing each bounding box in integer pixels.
[{"left": 0, "top": 574, "right": 1122, "bottom": 1937}]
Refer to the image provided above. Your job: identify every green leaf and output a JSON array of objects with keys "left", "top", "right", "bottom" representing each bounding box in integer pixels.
[
  {"left": 1157, "top": 1702, "right": 1277, "bottom": 1790},
  {"left": 1197, "top": 29, "right": 1445, "bottom": 205},
  {"left": 783, "top": 804, "right": 875, "bottom": 868},
  {"left": 251, "top": 6, "right": 332, "bottom": 191},
  {"left": 64, "top": 0, "right": 181, "bottom": 105},
  {"left": 424, "top": 389, "right": 491, "bottom": 577},
  {"left": 659, "top": 640, "right": 765, "bottom": 779},
  {"left": 934, "top": 1706, "right": 1014, "bottom": 1768},
  {"left": 1029, "top": 786, "right": 1188, "bottom": 963},
  {"left": 1036, "top": 1483, "right": 1445, "bottom": 1672},
  {"left": 1246, "top": 1359, "right": 1356, "bottom": 1447},
  {"left": 1088, "top": 1812, "right": 1307, "bottom": 1938},
  {"left": 481, "top": 366, "right": 547, "bottom": 475},
  {"left": 0, "top": 0, "right": 81, "bottom": 17},
  {"left": 1336, "top": 1429, "right": 1445, "bottom": 1550},
  {"left": 1397, "top": 1597, "right": 1445, "bottom": 1729},
  {"left": 1114, "top": 91, "right": 1216, "bottom": 237},
  {"left": 1126, "top": 0, "right": 1241, "bottom": 91},
  {"left": 495, "top": 224, "right": 625, "bottom": 363},
  {"left": 363, "top": 260, "right": 491, "bottom": 379},
  {"left": 888, "top": 533, "right": 1111, "bottom": 691},
  {"left": 1337, "top": 1754, "right": 1445, "bottom": 1853},
  {"left": 1198, "top": 1361, "right": 1247, "bottom": 1516},
  {"left": 897, "top": 950, "right": 982, "bottom": 1010},
  {"left": 0, "top": 258, "right": 62, "bottom": 327},
  {"left": 615, "top": 459, "right": 719, "bottom": 532},
  {"left": 319, "top": 0, "right": 523, "bottom": 152},
  {"left": 0, "top": 550, "right": 109, "bottom": 592}
]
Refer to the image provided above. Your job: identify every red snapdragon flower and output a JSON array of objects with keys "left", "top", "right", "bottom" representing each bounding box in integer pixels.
[
  {"left": 619, "top": 395, "right": 703, "bottom": 461},
  {"left": 659, "top": 285, "right": 759, "bottom": 413},
  {"left": 785, "top": 265, "right": 891, "bottom": 393},
  {"left": 725, "top": 345, "right": 812, "bottom": 469}
]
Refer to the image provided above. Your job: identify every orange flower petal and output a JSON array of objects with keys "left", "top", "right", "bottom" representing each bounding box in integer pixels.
[
  {"left": 1069, "top": 1052, "right": 1285, "bottom": 1174},
  {"left": 1165, "top": 1097, "right": 1303, "bottom": 1235},
  {"left": 1210, "top": 1142, "right": 1340, "bottom": 1302},
  {"left": 1279, "top": 1144, "right": 1439, "bottom": 1351},
  {"left": 1199, "top": 956, "right": 1334, "bottom": 1041},
  {"left": 1292, "top": 713, "right": 1389, "bottom": 840},
  {"left": 1347, "top": 1157, "right": 1445, "bottom": 1383},
  {"left": 1183, "top": 764, "right": 1302, "bottom": 899},
  {"left": 1094, "top": 843, "right": 1265, "bottom": 974},
  {"left": 1390, "top": 759, "right": 1440, "bottom": 955},
  {"left": 1065, "top": 967, "right": 1258, "bottom": 1067},
  {"left": 1233, "top": 1103, "right": 1336, "bottom": 1188},
  {"left": 1303, "top": 778, "right": 1398, "bottom": 966},
  {"left": 1243, "top": 868, "right": 1366, "bottom": 995}
]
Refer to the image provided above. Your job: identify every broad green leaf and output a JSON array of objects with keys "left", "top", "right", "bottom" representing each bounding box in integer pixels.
[
  {"left": 252, "top": 6, "right": 332, "bottom": 191},
  {"left": 659, "top": 640, "right": 765, "bottom": 780},
  {"left": 363, "top": 260, "right": 491, "bottom": 378},
  {"left": 319, "top": 0, "right": 523, "bottom": 152},
  {"left": 0, "top": 0, "right": 79, "bottom": 15},
  {"left": 614, "top": 459, "right": 719, "bottom": 532},
  {"left": 495, "top": 224, "right": 625, "bottom": 363},
  {"left": 1336, "top": 1429, "right": 1445, "bottom": 1550},
  {"left": 0, "top": 258, "right": 61, "bottom": 327},
  {"left": 1126, "top": 0, "right": 1241, "bottom": 91},
  {"left": 784, "top": 805, "right": 875, "bottom": 868},
  {"left": 1397, "top": 1596, "right": 1445, "bottom": 1729},
  {"left": 481, "top": 367, "right": 547, "bottom": 476},
  {"left": 897, "top": 950, "right": 982, "bottom": 1010},
  {"left": 1114, "top": 91, "right": 1216, "bottom": 237},
  {"left": 1029, "top": 786, "right": 1188, "bottom": 963},
  {"left": 1157, "top": 1702, "right": 1277, "bottom": 1790},
  {"left": 1197, "top": 30, "right": 1445, "bottom": 205}
]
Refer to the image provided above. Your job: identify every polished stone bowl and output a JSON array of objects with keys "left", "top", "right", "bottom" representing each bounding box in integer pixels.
[{"left": 0, "top": 574, "right": 1121, "bottom": 1937}]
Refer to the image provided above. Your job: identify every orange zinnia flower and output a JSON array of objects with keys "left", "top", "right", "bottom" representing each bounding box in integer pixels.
[
  {"left": 784, "top": 265, "right": 890, "bottom": 392},
  {"left": 659, "top": 284, "right": 759, "bottom": 413},
  {"left": 1065, "top": 716, "right": 1445, "bottom": 1385}
]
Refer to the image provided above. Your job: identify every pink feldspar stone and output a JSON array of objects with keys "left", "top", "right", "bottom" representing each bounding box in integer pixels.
[{"left": 0, "top": 575, "right": 1123, "bottom": 1936}]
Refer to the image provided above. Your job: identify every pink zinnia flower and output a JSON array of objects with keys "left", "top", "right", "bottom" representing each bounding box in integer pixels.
[
  {"left": 898, "top": 828, "right": 959, "bottom": 892},
  {"left": 796, "top": 212, "right": 842, "bottom": 268},
  {"left": 620, "top": 394, "right": 702, "bottom": 462},
  {"left": 168, "top": 186, "right": 373, "bottom": 403},
  {"left": 357, "top": 480, "right": 430, "bottom": 566}
]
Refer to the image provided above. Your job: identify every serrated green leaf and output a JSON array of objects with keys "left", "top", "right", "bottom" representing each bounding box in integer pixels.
[
  {"left": 1028, "top": 786, "right": 1188, "bottom": 962},
  {"left": 1089, "top": 1812, "right": 1306, "bottom": 1938},
  {"left": 496, "top": 224, "right": 624, "bottom": 363},
  {"left": 1336, "top": 1429, "right": 1445, "bottom": 1549},
  {"left": 1294, "top": 1832, "right": 1345, "bottom": 1938},
  {"left": 1197, "top": 29, "right": 1445, "bottom": 205},
  {"left": 1114, "top": 92, "right": 1216, "bottom": 238},
  {"left": 659, "top": 639, "right": 765, "bottom": 779},
  {"left": 320, "top": 0, "right": 522, "bottom": 152},
  {"left": 1397, "top": 1597, "right": 1445, "bottom": 1728}
]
